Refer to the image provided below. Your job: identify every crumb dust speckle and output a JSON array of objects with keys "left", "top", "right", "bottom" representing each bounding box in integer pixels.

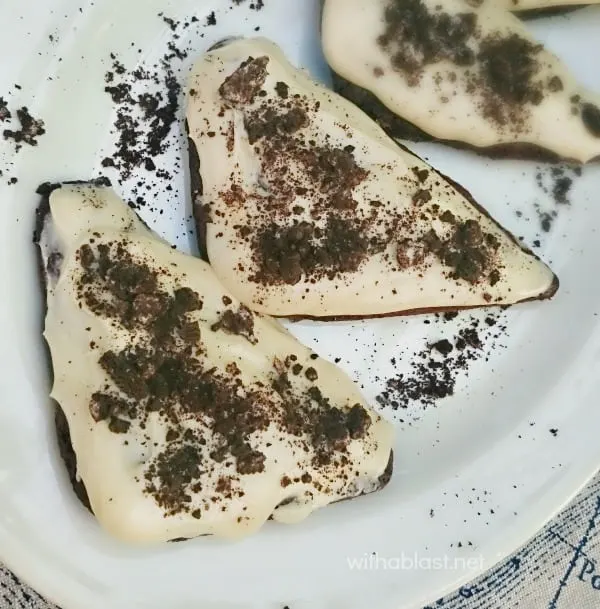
[
  {"left": 532, "top": 165, "right": 581, "bottom": 233},
  {"left": 376, "top": 311, "right": 507, "bottom": 422}
]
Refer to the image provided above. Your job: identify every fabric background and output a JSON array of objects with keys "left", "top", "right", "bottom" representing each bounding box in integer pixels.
[{"left": 2, "top": 471, "right": 600, "bottom": 609}]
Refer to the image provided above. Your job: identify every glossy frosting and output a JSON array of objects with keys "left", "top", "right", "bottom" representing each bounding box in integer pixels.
[
  {"left": 186, "top": 38, "right": 557, "bottom": 319},
  {"left": 322, "top": 0, "right": 600, "bottom": 162},
  {"left": 39, "top": 184, "right": 394, "bottom": 542}
]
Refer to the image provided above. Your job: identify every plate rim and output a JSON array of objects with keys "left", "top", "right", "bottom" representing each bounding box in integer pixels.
[{"left": 1, "top": 1, "right": 600, "bottom": 608}]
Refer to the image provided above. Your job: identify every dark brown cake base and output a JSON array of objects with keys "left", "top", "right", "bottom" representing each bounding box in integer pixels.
[
  {"left": 34, "top": 179, "right": 111, "bottom": 514},
  {"left": 55, "top": 405, "right": 92, "bottom": 510},
  {"left": 187, "top": 130, "right": 558, "bottom": 323},
  {"left": 35, "top": 179, "right": 394, "bottom": 532},
  {"left": 330, "top": 72, "right": 575, "bottom": 164},
  {"left": 517, "top": 4, "right": 587, "bottom": 18}
]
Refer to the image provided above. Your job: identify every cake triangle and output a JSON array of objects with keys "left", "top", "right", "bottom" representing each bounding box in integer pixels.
[
  {"left": 322, "top": 0, "right": 600, "bottom": 163},
  {"left": 186, "top": 38, "right": 557, "bottom": 320}
]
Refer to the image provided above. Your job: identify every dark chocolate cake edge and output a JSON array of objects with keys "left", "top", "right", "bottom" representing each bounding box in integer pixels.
[
  {"left": 330, "top": 72, "right": 575, "bottom": 163},
  {"left": 517, "top": 4, "right": 587, "bottom": 18},
  {"left": 33, "top": 181, "right": 99, "bottom": 512},
  {"left": 35, "top": 180, "right": 394, "bottom": 529},
  {"left": 187, "top": 111, "right": 558, "bottom": 323},
  {"left": 186, "top": 120, "right": 210, "bottom": 263}
]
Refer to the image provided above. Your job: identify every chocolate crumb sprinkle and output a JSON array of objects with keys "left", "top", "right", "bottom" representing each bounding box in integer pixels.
[
  {"left": 378, "top": 0, "right": 550, "bottom": 130},
  {"left": 211, "top": 306, "right": 258, "bottom": 344},
  {"left": 217, "top": 64, "right": 382, "bottom": 285},
  {"left": 100, "top": 51, "right": 182, "bottom": 181},
  {"left": 305, "top": 367, "right": 319, "bottom": 382},
  {"left": 219, "top": 56, "right": 270, "bottom": 105},
  {"left": 478, "top": 35, "right": 543, "bottom": 108},
  {"left": 377, "top": 312, "right": 507, "bottom": 419},
  {"left": 75, "top": 238, "right": 376, "bottom": 514},
  {"left": 377, "top": 0, "right": 477, "bottom": 86},
  {"left": 108, "top": 417, "right": 131, "bottom": 434},
  {"left": 0, "top": 97, "right": 11, "bottom": 122},
  {"left": 424, "top": 220, "right": 500, "bottom": 285},
  {"left": 431, "top": 339, "right": 453, "bottom": 356},
  {"left": 253, "top": 217, "right": 370, "bottom": 285},
  {"left": 275, "top": 81, "right": 289, "bottom": 99},
  {"left": 3, "top": 107, "right": 46, "bottom": 150}
]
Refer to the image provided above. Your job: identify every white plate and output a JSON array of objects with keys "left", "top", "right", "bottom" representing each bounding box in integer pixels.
[{"left": 1, "top": 2, "right": 600, "bottom": 608}]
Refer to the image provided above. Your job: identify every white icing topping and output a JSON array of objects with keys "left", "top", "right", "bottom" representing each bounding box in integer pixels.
[
  {"left": 41, "top": 184, "right": 394, "bottom": 542},
  {"left": 186, "top": 38, "right": 556, "bottom": 319},
  {"left": 322, "top": 0, "right": 600, "bottom": 162}
]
